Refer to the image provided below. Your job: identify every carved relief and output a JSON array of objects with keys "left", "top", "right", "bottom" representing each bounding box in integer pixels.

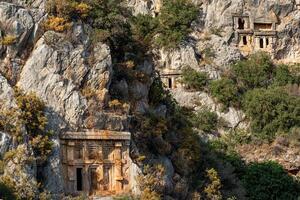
[{"left": 60, "top": 130, "right": 131, "bottom": 196}]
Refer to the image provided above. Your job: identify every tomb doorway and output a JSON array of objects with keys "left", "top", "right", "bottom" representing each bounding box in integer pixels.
[
  {"left": 238, "top": 18, "right": 245, "bottom": 29},
  {"left": 259, "top": 38, "right": 264, "bottom": 48},
  {"left": 76, "top": 168, "right": 83, "bottom": 191}
]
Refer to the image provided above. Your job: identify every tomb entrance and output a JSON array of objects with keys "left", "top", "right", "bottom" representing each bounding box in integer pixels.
[
  {"left": 161, "top": 73, "right": 182, "bottom": 89},
  {"left": 238, "top": 18, "right": 245, "bottom": 29},
  {"left": 60, "top": 130, "right": 131, "bottom": 196}
]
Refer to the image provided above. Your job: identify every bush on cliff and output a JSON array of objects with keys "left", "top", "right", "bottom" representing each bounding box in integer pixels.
[
  {"left": 192, "top": 109, "right": 219, "bottom": 133},
  {"left": 243, "top": 87, "right": 300, "bottom": 140},
  {"left": 181, "top": 66, "right": 208, "bottom": 90},
  {"left": 242, "top": 161, "right": 300, "bottom": 200},
  {"left": 231, "top": 52, "right": 274, "bottom": 90},
  {"left": 131, "top": 0, "right": 198, "bottom": 49},
  {"left": 209, "top": 78, "right": 240, "bottom": 108}
]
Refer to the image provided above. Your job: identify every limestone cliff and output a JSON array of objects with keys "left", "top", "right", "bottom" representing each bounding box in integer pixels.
[{"left": 0, "top": 0, "right": 299, "bottom": 199}]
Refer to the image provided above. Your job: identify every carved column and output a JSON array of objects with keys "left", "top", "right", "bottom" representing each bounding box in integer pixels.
[
  {"left": 67, "top": 141, "right": 75, "bottom": 193},
  {"left": 114, "top": 142, "right": 123, "bottom": 192},
  {"left": 122, "top": 141, "right": 131, "bottom": 192},
  {"left": 83, "top": 165, "right": 89, "bottom": 194}
]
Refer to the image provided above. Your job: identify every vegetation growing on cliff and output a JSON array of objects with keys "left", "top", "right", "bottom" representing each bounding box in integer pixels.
[
  {"left": 182, "top": 52, "right": 300, "bottom": 141},
  {"left": 181, "top": 66, "right": 208, "bottom": 90},
  {"left": 0, "top": 89, "right": 53, "bottom": 199}
]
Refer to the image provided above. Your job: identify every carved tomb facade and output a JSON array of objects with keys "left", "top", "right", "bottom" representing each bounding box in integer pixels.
[{"left": 60, "top": 130, "right": 131, "bottom": 196}]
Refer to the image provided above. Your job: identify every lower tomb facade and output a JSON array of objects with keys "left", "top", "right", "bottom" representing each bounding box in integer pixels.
[{"left": 60, "top": 130, "right": 132, "bottom": 196}]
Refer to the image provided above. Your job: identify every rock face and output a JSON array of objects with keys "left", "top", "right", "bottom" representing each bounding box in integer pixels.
[
  {"left": 172, "top": 88, "right": 247, "bottom": 132},
  {"left": 152, "top": 0, "right": 300, "bottom": 134},
  {"left": 0, "top": 0, "right": 299, "bottom": 199},
  {"left": 237, "top": 137, "right": 300, "bottom": 177}
]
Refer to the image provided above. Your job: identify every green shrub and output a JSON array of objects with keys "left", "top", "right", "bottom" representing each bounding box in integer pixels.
[
  {"left": 155, "top": 0, "right": 198, "bottom": 48},
  {"left": 273, "top": 65, "right": 296, "bottom": 86},
  {"left": 88, "top": 0, "right": 131, "bottom": 43},
  {"left": 139, "top": 112, "right": 168, "bottom": 137},
  {"left": 242, "top": 161, "right": 300, "bottom": 200},
  {"left": 131, "top": 14, "right": 158, "bottom": 48},
  {"left": 209, "top": 78, "right": 240, "bottom": 108},
  {"left": 192, "top": 109, "right": 218, "bottom": 133},
  {"left": 148, "top": 75, "right": 175, "bottom": 107},
  {"left": 15, "top": 89, "right": 48, "bottom": 137},
  {"left": 231, "top": 52, "right": 274, "bottom": 90},
  {"left": 181, "top": 67, "right": 208, "bottom": 90},
  {"left": 243, "top": 87, "right": 300, "bottom": 139},
  {"left": 130, "top": 0, "right": 198, "bottom": 49},
  {"left": 0, "top": 181, "right": 16, "bottom": 200},
  {"left": 0, "top": 91, "right": 54, "bottom": 162}
]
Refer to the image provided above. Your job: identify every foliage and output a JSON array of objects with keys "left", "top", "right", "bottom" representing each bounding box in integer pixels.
[
  {"left": 202, "top": 46, "right": 216, "bottom": 64},
  {"left": 113, "top": 195, "right": 135, "bottom": 200},
  {"left": 0, "top": 35, "right": 17, "bottom": 46},
  {"left": 14, "top": 89, "right": 48, "bottom": 138},
  {"left": 209, "top": 78, "right": 240, "bottom": 108},
  {"left": 131, "top": 14, "right": 158, "bottom": 48},
  {"left": 242, "top": 161, "right": 300, "bottom": 200},
  {"left": 74, "top": 2, "right": 92, "bottom": 18},
  {"left": 47, "top": 0, "right": 90, "bottom": 19},
  {"left": 192, "top": 109, "right": 218, "bottom": 133},
  {"left": 137, "top": 164, "right": 163, "bottom": 200},
  {"left": 140, "top": 188, "right": 161, "bottom": 200},
  {"left": 231, "top": 52, "right": 274, "bottom": 90},
  {"left": 108, "top": 99, "right": 130, "bottom": 113},
  {"left": 181, "top": 66, "right": 208, "bottom": 90},
  {"left": 155, "top": 0, "right": 198, "bottom": 48},
  {"left": 139, "top": 112, "right": 168, "bottom": 137},
  {"left": 287, "top": 127, "right": 300, "bottom": 147},
  {"left": 273, "top": 65, "right": 297, "bottom": 86},
  {"left": 87, "top": 0, "right": 131, "bottom": 45},
  {"left": 0, "top": 89, "right": 53, "bottom": 164},
  {"left": 0, "top": 178, "right": 16, "bottom": 200},
  {"left": 148, "top": 75, "right": 175, "bottom": 107},
  {"left": 204, "top": 168, "right": 223, "bottom": 200},
  {"left": 243, "top": 87, "right": 300, "bottom": 140},
  {"left": 0, "top": 108, "right": 22, "bottom": 139},
  {"left": 43, "top": 16, "right": 72, "bottom": 32},
  {"left": 130, "top": 0, "right": 198, "bottom": 49}
]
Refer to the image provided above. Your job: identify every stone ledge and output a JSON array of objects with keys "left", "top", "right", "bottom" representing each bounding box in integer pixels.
[
  {"left": 254, "top": 31, "right": 277, "bottom": 36},
  {"left": 60, "top": 130, "right": 131, "bottom": 140}
]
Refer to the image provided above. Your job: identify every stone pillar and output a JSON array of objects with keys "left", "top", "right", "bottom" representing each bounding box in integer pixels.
[
  {"left": 67, "top": 141, "right": 75, "bottom": 193},
  {"left": 172, "top": 77, "right": 176, "bottom": 89},
  {"left": 83, "top": 165, "right": 89, "bottom": 194},
  {"left": 83, "top": 141, "right": 87, "bottom": 161},
  {"left": 264, "top": 37, "right": 268, "bottom": 49},
  {"left": 114, "top": 142, "right": 123, "bottom": 192},
  {"left": 98, "top": 145, "right": 103, "bottom": 161},
  {"left": 122, "top": 141, "right": 131, "bottom": 192}
]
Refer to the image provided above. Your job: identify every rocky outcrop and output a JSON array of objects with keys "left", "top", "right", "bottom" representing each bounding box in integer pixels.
[
  {"left": 172, "top": 88, "right": 247, "bottom": 131},
  {"left": 237, "top": 136, "right": 300, "bottom": 177},
  {"left": 0, "top": 74, "right": 16, "bottom": 109},
  {"left": 0, "top": 0, "right": 299, "bottom": 199}
]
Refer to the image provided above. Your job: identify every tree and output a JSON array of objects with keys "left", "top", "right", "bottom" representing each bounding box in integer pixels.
[
  {"left": 192, "top": 109, "right": 219, "bottom": 133},
  {"left": 231, "top": 52, "right": 274, "bottom": 90},
  {"left": 155, "top": 0, "right": 198, "bottom": 48},
  {"left": 243, "top": 87, "right": 300, "bottom": 139},
  {"left": 242, "top": 161, "right": 300, "bottom": 200},
  {"left": 209, "top": 78, "right": 240, "bottom": 108},
  {"left": 181, "top": 67, "right": 208, "bottom": 90}
]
